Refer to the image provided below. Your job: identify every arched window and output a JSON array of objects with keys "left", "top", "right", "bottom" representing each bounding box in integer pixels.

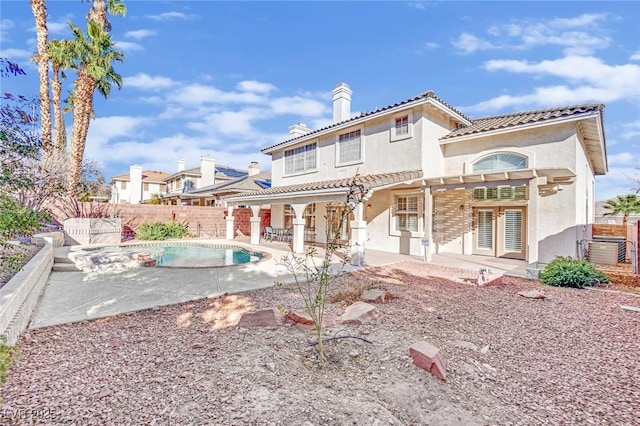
[{"left": 472, "top": 153, "right": 527, "bottom": 173}]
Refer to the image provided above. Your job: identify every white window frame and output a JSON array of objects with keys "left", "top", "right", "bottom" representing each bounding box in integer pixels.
[
  {"left": 390, "top": 191, "right": 423, "bottom": 237},
  {"left": 336, "top": 125, "right": 364, "bottom": 167},
  {"left": 284, "top": 141, "right": 318, "bottom": 176},
  {"left": 390, "top": 110, "right": 413, "bottom": 142}
]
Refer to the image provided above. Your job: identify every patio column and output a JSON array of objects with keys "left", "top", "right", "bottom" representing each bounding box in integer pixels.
[
  {"left": 225, "top": 206, "right": 235, "bottom": 240},
  {"left": 249, "top": 205, "right": 261, "bottom": 245},
  {"left": 422, "top": 187, "right": 433, "bottom": 262},
  {"left": 350, "top": 203, "right": 366, "bottom": 266},
  {"left": 290, "top": 203, "right": 307, "bottom": 254}
]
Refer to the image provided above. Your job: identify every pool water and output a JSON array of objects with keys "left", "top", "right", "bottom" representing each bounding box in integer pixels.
[{"left": 88, "top": 244, "right": 263, "bottom": 268}]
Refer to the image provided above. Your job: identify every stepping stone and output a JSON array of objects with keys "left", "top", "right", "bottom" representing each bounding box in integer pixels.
[{"left": 518, "top": 289, "right": 546, "bottom": 299}]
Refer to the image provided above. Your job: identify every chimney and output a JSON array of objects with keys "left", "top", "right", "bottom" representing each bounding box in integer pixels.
[
  {"left": 178, "top": 159, "right": 185, "bottom": 172},
  {"left": 200, "top": 155, "right": 216, "bottom": 188},
  {"left": 288, "top": 123, "right": 312, "bottom": 138},
  {"left": 248, "top": 161, "right": 260, "bottom": 176},
  {"left": 332, "top": 82, "right": 352, "bottom": 123},
  {"left": 129, "top": 165, "right": 143, "bottom": 204}
]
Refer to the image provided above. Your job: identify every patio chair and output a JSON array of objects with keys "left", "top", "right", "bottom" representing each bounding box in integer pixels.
[
  {"left": 264, "top": 226, "right": 277, "bottom": 242},
  {"left": 282, "top": 228, "right": 294, "bottom": 243}
]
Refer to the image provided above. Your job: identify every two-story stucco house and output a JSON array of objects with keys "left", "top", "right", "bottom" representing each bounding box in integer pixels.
[
  {"left": 110, "top": 168, "right": 170, "bottom": 204},
  {"left": 225, "top": 83, "right": 607, "bottom": 271}
]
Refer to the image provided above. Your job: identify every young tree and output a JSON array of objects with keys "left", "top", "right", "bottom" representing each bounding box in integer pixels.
[
  {"left": 277, "top": 178, "right": 366, "bottom": 366},
  {"left": 602, "top": 194, "right": 640, "bottom": 225}
]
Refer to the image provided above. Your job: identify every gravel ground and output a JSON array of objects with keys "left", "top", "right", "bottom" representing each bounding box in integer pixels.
[
  {"left": 0, "top": 244, "right": 40, "bottom": 290},
  {"left": 1, "top": 261, "right": 639, "bottom": 425}
]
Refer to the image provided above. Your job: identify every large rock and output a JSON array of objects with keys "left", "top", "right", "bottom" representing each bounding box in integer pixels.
[
  {"left": 518, "top": 289, "right": 546, "bottom": 299},
  {"left": 361, "top": 289, "right": 386, "bottom": 303},
  {"left": 339, "top": 302, "right": 380, "bottom": 325},
  {"left": 238, "top": 308, "right": 285, "bottom": 328},
  {"left": 286, "top": 310, "right": 336, "bottom": 328},
  {"left": 409, "top": 341, "right": 447, "bottom": 381}
]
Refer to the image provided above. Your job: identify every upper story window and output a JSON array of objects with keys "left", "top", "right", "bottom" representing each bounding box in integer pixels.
[
  {"left": 472, "top": 153, "right": 527, "bottom": 173},
  {"left": 395, "top": 115, "right": 409, "bottom": 135},
  {"left": 337, "top": 129, "right": 362, "bottom": 165},
  {"left": 143, "top": 182, "right": 149, "bottom": 191},
  {"left": 285, "top": 142, "right": 317, "bottom": 174},
  {"left": 390, "top": 111, "right": 413, "bottom": 142},
  {"left": 120, "top": 181, "right": 127, "bottom": 190}
]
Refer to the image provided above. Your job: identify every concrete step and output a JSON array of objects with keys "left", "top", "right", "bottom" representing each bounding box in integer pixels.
[
  {"left": 52, "top": 263, "right": 81, "bottom": 272},
  {"left": 54, "top": 255, "right": 75, "bottom": 264}
]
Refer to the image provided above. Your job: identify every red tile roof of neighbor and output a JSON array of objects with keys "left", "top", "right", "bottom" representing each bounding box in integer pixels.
[
  {"left": 229, "top": 170, "right": 423, "bottom": 199},
  {"left": 441, "top": 104, "right": 605, "bottom": 140},
  {"left": 110, "top": 170, "right": 171, "bottom": 183}
]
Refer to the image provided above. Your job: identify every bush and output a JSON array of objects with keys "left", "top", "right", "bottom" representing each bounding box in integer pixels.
[
  {"left": 0, "top": 336, "right": 18, "bottom": 386},
  {"left": 540, "top": 256, "right": 610, "bottom": 288},
  {"left": 136, "top": 220, "right": 188, "bottom": 241}
]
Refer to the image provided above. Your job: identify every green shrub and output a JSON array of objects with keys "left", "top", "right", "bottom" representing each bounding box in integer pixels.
[
  {"left": 540, "top": 256, "right": 610, "bottom": 288},
  {"left": 136, "top": 220, "right": 188, "bottom": 241},
  {"left": 0, "top": 336, "right": 18, "bottom": 386}
]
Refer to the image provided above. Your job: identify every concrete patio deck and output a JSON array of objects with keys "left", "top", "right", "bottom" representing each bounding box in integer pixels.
[{"left": 30, "top": 238, "right": 528, "bottom": 329}]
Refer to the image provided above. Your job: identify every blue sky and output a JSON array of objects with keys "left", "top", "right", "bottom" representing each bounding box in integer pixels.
[{"left": 1, "top": 1, "right": 639, "bottom": 201}]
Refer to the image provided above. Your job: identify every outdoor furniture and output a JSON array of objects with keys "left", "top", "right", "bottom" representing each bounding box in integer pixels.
[
  {"left": 264, "top": 226, "right": 277, "bottom": 242},
  {"left": 282, "top": 228, "right": 294, "bottom": 243}
]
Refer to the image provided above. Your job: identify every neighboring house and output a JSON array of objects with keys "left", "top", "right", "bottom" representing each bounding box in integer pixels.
[
  {"left": 110, "top": 168, "right": 170, "bottom": 204},
  {"left": 161, "top": 156, "right": 255, "bottom": 206},
  {"left": 186, "top": 168, "right": 271, "bottom": 207},
  {"left": 224, "top": 82, "right": 607, "bottom": 270}
]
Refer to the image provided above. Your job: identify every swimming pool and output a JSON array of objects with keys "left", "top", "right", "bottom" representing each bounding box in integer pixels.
[{"left": 86, "top": 243, "right": 264, "bottom": 268}]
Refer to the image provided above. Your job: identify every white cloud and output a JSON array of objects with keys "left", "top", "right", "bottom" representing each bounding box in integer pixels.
[
  {"left": 123, "top": 73, "right": 176, "bottom": 90},
  {"left": 189, "top": 110, "right": 259, "bottom": 136},
  {"left": 48, "top": 21, "right": 69, "bottom": 35},
  {"left": 169, "top": 84, "right": 265, "bottom": 106},
  {"left": 0, "top": 48, "right": 33, "bottom": 60},
  {"left": 608, "top": 152, "right": 638, "bottom": 166},
  {"left": 114, "top": 41, "right": 143, "bottom": 52},
  {"left": 453, "top": 13, "right": 611, "bottom": 55},
  {"left": 622, "top": 120, "right": 640, "bottom": 140},
  {"left": 407, "top": 2, "right": 425, "bottom": 10},
  {"left": 269, "top": 96, "right": 328, "bottom": 117},
  {"left": 452, "top": 33, "right": 495, "bottom": 54},
  {"left": 125, "top": 29, "right": 157, "bottom": 40},
  {"left": 466, "top": 56, "right": 640, "bottom": 112},
  {"left": 237, "top": 80, "right": 277, "bottom": 93},
  {"left": 631, "top": 51, "right": 640, "bottom": 61},
  {"left": 1, "top": 19, "right": 14, "bottom": 40},
  {"left": 595, "top": 166, "right": 640, "bottom": 200},
  {"left": 145, "top": 12, "right": 197, "bottom": 21}
]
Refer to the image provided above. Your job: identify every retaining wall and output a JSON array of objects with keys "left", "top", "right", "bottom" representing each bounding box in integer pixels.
[{"left": 0, "top": 244, "right": 53, "bottom": 345}]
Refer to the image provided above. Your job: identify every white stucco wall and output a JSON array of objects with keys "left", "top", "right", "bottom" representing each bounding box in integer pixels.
[{"left": 270, "top": 104, "right": 451, "bottom": 187}]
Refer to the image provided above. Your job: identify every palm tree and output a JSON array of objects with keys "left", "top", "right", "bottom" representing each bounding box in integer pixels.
[
  {"left": 30, "top": 0, "right": 52, "bottom": 154},
  {"left": 67, "top": 1, "right": 125, "bottom": 194},
  {"left": 602, "top": 194, "right": 640, "bottom": 225},
  {"left": 48, "top": 39, "right": 74, "bottom": 152}
]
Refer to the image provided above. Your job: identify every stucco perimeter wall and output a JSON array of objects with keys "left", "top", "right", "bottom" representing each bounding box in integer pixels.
[
  {"left": 52, "top": 203, "right": 270, "bottom": 239},
  {"left": 0, "top": 244, "right": 52, "bottom": 345}
]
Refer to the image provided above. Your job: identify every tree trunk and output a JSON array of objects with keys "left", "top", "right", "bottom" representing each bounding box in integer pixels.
[
  {"left": 68, "top": 72, "right": 95, "bottom": 195},
  {"left": 51, "top": 71, "right": 67, "bottom": 152},
  {"left": 30, "top": 0, "right": 52, "bottom": 154}
]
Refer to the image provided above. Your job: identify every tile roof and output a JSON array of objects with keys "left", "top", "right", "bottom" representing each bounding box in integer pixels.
[
  {"left": 110, "top": 170, "right": 170, "bottom": 183},
  {"left": 189, "top": 171, "right": 272, "bottom": 194},
  {"left": 261, "top": 90, "right": 471, "bottom": 153},
  {"left": 227, "top": 170, "right": 423, "bottom": 200},
  {"left": 441, "top": 104, "right": 605, "bottom": 140}
]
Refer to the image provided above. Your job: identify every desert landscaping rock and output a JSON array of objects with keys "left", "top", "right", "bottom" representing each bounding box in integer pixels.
[
  {"left": 1, "top": 261, "right": 639, "bottom": 425},
  {"left": 339, "top": 301, "right": 380, "bottom": 324},
  {"left": 409, "top": 341, "right": 447, "bottom": 381},
  {"left": 518, "top": 289, "right": 547, "bottom": 299},
  {"left": 237, "top": 308, "right": 285, "bottom": 328},
  {"left": 361, "top": 288, "right": 386, "bottom": 303}
]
